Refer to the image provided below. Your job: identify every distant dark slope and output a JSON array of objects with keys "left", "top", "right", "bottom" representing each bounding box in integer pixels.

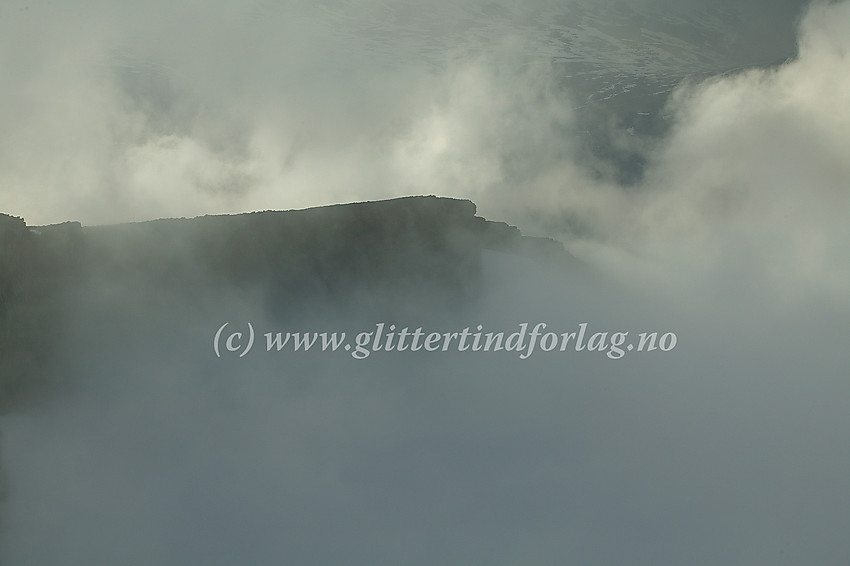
[
  {"left": 0, "top": 196, "right": 567, "bottom": 408},
  {"left": 0, "top": 214, "right": 82, "bottom": 406},
  {"left": 82, "top": 196, "right": 564, "bottom": 306}
]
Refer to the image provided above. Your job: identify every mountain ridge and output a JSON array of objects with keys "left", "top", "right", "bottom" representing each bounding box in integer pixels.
[{"left": 0, "top": 195, "right": 569, "bottom": 408}]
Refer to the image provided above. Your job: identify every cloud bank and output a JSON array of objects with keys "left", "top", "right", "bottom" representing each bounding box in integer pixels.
[
  {"left": 0, "top": 0, "right": 808, "bottom": 224},
  {"left": 2, "top": 0, "right": 842, "bottom": 304}
]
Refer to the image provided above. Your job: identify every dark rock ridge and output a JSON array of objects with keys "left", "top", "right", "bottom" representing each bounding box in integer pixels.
[
  {"left": 1, "top": 213, "right": 83, "bottom": 406},
  {"left": 0, "top": 196, "right": 567, "bottom": 407}
]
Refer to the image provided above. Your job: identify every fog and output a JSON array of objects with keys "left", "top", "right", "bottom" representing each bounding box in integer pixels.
[
  {"left": 1, "top": 0, "right": 809, "bottom": 225},
  {"left": 1, "top": 0, "right": 849, "bottom": 564}
]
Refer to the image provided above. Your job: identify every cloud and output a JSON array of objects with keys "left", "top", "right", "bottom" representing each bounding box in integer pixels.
[
  {"left": 637, "top": 1, "right": 850, "bottom": 305},
  {"left": 501, "top": 1, "right": 850, "bottom": 309},
  {"left": 0, "top": 0, "right": 810, "bottom": 225}
]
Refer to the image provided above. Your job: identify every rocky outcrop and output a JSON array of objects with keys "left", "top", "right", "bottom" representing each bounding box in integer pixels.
[
  {"left": 81, "top": 196, "right": 566, "bottom": 309},
  {"left": 0, "top": 216, "right": 83, "bottom": 405},
  {"left": 0, "top": 196, "right": 567, "bottom": 408}
]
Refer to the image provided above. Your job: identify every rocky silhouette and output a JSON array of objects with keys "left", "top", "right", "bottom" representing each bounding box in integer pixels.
[{"left": 0, "top": 196, "right": 566, "bottom": 408}]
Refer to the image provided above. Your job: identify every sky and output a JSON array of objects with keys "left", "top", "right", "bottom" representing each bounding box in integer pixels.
[{"left": 1, "top": 0, "right": 849, "bottom": 564}]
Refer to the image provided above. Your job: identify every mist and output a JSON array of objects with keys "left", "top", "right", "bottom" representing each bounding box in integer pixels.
[
  {"left": 1, "top": 0, "right": 810, "bottom": 225},
  {"left": 1, "top": 0, "right": 849, "bottom": 564}
]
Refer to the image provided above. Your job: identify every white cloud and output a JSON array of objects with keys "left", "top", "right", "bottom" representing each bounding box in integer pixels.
[{"left": 627, "top": 1, "right": 850, "bottom": 304}]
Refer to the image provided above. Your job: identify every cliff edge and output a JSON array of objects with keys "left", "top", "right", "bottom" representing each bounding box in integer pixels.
[{"left": 0, "top": 196, "right": 567, "bottom": 407}]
